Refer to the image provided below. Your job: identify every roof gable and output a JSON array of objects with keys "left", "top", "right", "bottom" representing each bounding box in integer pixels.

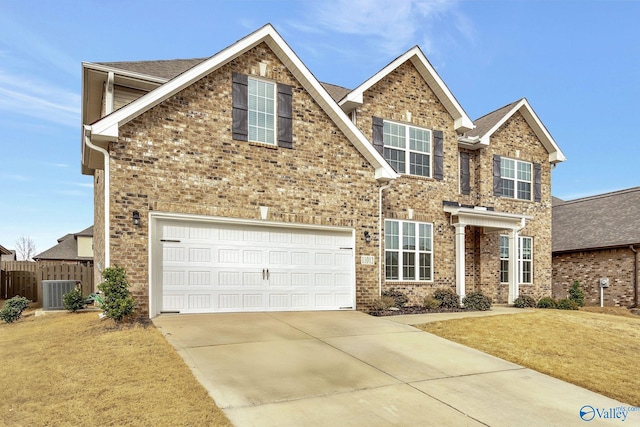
[
  {"left": 466, "top": 98, "right": 566, "bottom": 164},
  {"left": 0, "top": 244, "right": 12, "bottom": 256},
  {"left": 338, "top": 46, "right": 474, "bottom": 133},
  {"left": 84, "top": 24, "right": 397, "bottom": 182},
  {"left": 553, "top": 187, "right": 640, "bottom": 252}
]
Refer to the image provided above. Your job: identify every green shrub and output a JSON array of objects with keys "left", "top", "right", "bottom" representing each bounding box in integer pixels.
[
  {"left": 568, "top": 280, "right": 585, "bottom": 307},
  {"left": 63, "top": 286, "right": 86, "bottom": 312},
  {"left": 97, "top": 265, "right": 135, "bottom": 322},
  {"left": 557, "top": 298, "right": 579, "bottom": 310},
  {"left": 422, "top": 296, "right": 441, "bottom": 310},
  {"left": 462, "top": 291, "right": 492, "bottom": 311},
  {"left": 433, "top": 288, "right": 460, "bottom": 309},
  {"left": 372, "top": 296, "right": 395, "bottom": 311},
  {"left": 0, "top": 296, "right": 31, "bottom": 323},
  {"left": 537, "top": 297, "right": 558, "bottom": 309},
  {"left": 382, "top": 288, "right": 409, "bottom": 308},
  {"left": 514, "top": 295, "right": 537, "bottom": 308}
]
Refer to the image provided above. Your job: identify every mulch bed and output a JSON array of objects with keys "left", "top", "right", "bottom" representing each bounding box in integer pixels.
[{"left": 369, "top": 306, "right": 473, "bottom": 317}]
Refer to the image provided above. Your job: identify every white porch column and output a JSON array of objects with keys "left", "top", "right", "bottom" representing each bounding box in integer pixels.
[
  {"left": 508, "top": 228, "right": 519, "bottom": 304},
  {"left": 454, "top": 224, "right": 466, "bottom": 302}
]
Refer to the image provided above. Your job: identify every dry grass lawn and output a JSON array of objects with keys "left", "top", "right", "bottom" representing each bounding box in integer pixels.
[
  {"left": 419, "top": 308, "right": 640, "bottom": 407},
  {"left": 0, "top": 304, "right": 231, "bottom": 427}
]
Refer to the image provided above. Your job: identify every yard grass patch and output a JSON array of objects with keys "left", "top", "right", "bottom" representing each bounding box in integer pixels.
[
  {"left": 0, "top": 306, "right": 231, "bottom": 426},
  {"left": 418, "top": 309, "right": 640, "bottom": 406}
]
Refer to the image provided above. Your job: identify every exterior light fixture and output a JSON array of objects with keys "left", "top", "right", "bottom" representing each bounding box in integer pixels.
[
  {"left": 133, "top": 210, "right": 141, "bottom": 226},
  {"left": 364, "top": 231, "right": 371, "bottom": 243}
]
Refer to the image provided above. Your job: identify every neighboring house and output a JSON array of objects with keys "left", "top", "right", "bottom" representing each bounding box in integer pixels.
[
  {"left": 33, "top": 226, "right": 94, "bottom": 265},
  {"left": 552, "top": 188, "right": 640, "bottom": 307},
  {"left": 0, "top": 244, "right": 16, "bottom": 261},
  {"left": 80, "top": 24, "right": 565, "bottom": 318}
]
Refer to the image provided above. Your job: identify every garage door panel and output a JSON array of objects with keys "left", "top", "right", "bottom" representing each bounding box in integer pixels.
[{"left": 157, "top": 220, "right": 354, "bottom": 314}]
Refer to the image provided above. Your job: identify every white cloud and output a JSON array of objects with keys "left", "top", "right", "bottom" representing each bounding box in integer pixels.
[
  {"left": 0, "top": 70, "right": 80, "bottom": 127},
  {"left": 307, "top": 0, "right": 471, "bottom": 56}
]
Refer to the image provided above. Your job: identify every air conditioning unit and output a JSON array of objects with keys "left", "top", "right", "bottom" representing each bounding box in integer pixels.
[{"left": 42, "top": 280, "right": 79, "bottom": 310}]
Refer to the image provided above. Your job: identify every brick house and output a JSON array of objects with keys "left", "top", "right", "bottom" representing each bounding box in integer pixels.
[
  {"left": 552, "top": 188, "right": 640, "bottom": 307},
  {"left": 81, "top": 24, "right": 565, "bottom": 317}
]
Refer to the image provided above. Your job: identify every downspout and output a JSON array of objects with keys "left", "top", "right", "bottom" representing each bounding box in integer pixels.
[
  {"left": 83, "top": 127, "right": 110, "bottom": 270},
  {"left": 631, "top": 245, "right": 638, "bottom": 308},
  {"left": 378, "top": 183, "right": 391, "bottom": 296}
]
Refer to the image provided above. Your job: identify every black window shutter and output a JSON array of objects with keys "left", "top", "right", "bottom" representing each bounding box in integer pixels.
[
  {"left": 433, "top": 130, "right": 444, "bottom": 180},
  {"left": 232, "top": 72, "right": 248, "bottom": 141},
  {"left": 493, "top": 155, "right": 502, "bottom": 197},
  {"left": 460, "top": 151, "right": 471, "bottom": 195},
  {"left": 372, "top": 116, "right": 384, "bottom": 155},
  {"left": 277, "top": 83, "right": 293, "bottom": 149},
  {"left": 534, "top": 162, "right": 542, "bottom": 202}
]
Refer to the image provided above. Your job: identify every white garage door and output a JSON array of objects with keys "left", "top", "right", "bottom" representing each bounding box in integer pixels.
[{"left": 155, "top": 219, "right": 355, "bottom": 314}]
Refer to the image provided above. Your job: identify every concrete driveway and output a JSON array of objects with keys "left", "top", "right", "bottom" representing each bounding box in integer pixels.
[{"left": 153, "top": 311, "right": 629, "bottom": 426}]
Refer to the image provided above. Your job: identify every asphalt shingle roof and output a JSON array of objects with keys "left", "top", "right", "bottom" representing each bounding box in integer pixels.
[
  {"left": 464, "top": 100, "right": 521, "bottom": 139},
  {"left": 33, "top": 226, "right": 94, "bottom": 262},
  {"left": 552, "top": 187, "right": 640, "bottom": 253},
  {"left": 98, "top": 59, "right": 351, "bottom": 103}
]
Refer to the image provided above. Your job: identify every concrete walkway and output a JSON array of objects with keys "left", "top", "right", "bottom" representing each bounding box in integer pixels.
[{"left": 154, "top": 309, "right": 630, "bottom": 426}]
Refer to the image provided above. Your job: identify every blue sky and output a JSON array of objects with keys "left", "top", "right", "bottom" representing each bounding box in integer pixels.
[{"left": 1, "top": 0, "right": 638, "bottom": 256}]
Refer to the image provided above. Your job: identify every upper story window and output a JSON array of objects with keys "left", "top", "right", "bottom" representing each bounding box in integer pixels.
[
  {"left": 232, "top": 72, "right": 293, "bottom": 149},
  {"left": 248, "top": 78, "right": 276, "bottom": 145},
  {"left": 385, "top": 220, "right": 433, "bottom": 282},
  {"left": 501, "top": 158, "right": 532, "bottom": 200},
  {"left": 383, "top": 121, "right": 431, "bottom": 177}
]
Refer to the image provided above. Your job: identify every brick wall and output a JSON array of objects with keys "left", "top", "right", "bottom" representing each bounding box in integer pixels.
[
  {"left": 105, "top": 43, "right": 382, "bottom": 316},
  {"left": 354, "top": 61, "right": 554, "bottom": 304},
  {"left": 553, "top": 247, "right": 638, "bottom": 306}
]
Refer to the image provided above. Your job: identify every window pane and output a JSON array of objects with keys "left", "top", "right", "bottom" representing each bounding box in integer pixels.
[
  {"left": 403, "top": 252, "right": 415, "bottom": 280},
  {"left": 409, "top": 128, "right": 430, "bottom": 153},
  {"left": 501, "top": 158, "right": 515, "bottom": 179},
  {"left": 517, "top": 161, "right": 531, "bottom": 181},
  {"left": 409, "top": 152, "right": 430, "bottom": 177},
  {"left": 248, "top": 78, "right": 275, "bottom": 144},
  {"left": 517, "top": 181, "right": 531, "bottom": 200},
  {"left": 419, "top": 224, "right": 432, "bottom": 251},
  {"left": 500, "top": 235, "right": 509, "bottom": 259},
  {"left": 385, "top": 221, "right": 399, "bottom": 250},
  {"left": 403, "top": 222, "right": 415, "bottom": 250},
  {"left": 500, "top": 260, "right": 509, "bottom": 283},
  {"left": 521, "top": 237, "right": 532, "bottom": 260},
  {"left": 383, "top": 122, "right": 406, "bottom": 149},
  {"left": 419, "top": 253, "right": 431, "bottom": 281},
  {"left": 522, "top": 261, "right": 532, "bottom": 283},
  {"left": 502, "top": 179, "right": 514, "bottom": 198},
  {"left": 385, "top": 251, "right": 399, "bottom": 280},
  {"left": 383, "top": 147, "right": 406, "bottom": 173}
]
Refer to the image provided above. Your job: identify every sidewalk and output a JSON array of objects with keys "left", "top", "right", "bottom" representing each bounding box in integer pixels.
[{"left": 386, "top": 305, "right": 534, "bottom": 325}]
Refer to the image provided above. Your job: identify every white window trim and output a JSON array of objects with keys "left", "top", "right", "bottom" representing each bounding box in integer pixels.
[
  {"left": 384, "top": 219, "right": 433, "bottom": 282},
  {"left": 501, "top": 157, "right": 533, "bottom": 201},
  {"left": 248, "top": 76, "right": 277, "bottom": 145},
  {"left": 383, "top": 119, "right": 432, "bottom": 178},
  {"left": 500, "top": 235, "right": 533, "bottom": 285}
]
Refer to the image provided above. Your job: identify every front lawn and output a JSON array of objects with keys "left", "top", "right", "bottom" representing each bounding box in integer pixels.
[
  {"left": 418, "top": 308, "right": 640, "bottom": 406},
  {"left": 0, "top": 305, "right": 231, "bottom": 426}
]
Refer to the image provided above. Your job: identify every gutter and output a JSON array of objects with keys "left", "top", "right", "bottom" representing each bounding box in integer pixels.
[{"left": 83, "top": 126, "right": 110, "bottom": 270}]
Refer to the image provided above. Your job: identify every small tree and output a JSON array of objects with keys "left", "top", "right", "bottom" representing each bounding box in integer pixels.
[
  {"left": 15, "top": 236, "right": 36, "bottom": 261},
  {"left": 63, "top": 286, "right": 86, "bottom": 313},
  {"left": 0, "top": 296, "right": 31, "bottom": 323},
  {"left": 97, "top": 265, "right": 135, "bottom": 322},
  {"left": 568, "top": 280, "right": 585, "bottom": 307}
]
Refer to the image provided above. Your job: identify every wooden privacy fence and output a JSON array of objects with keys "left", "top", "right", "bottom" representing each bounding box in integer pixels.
[{"left": 1, "top": 261, "right": 94, "bottom": 304}]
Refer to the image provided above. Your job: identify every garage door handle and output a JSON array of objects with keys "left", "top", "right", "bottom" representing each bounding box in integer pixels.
[
  {"left": 160, "top": 239, "right": 181, "bottom": 243},
  {"left": 266, "top": 269, "right": 270, "bottom": 280},
  {"left": 262, "top": 269, "right": 270, "bottom": 280}
]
